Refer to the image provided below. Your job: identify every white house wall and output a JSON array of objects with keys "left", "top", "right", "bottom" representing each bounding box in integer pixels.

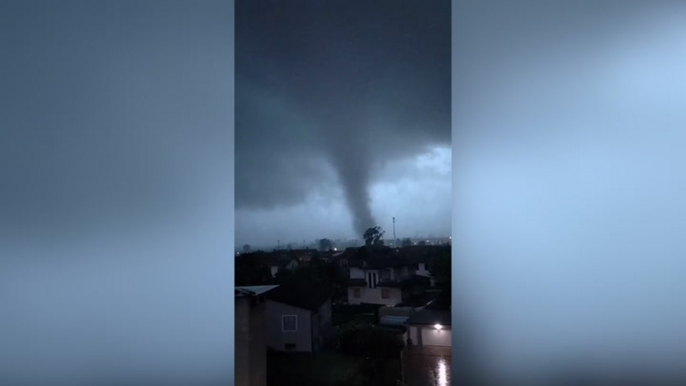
[
  {"left": 409, "top": 325, "right": 418, "bottom": 344},
  {"left": 416, "top": 263, "right": 431, "bottom": 277},
  {"left": 421, "top": 326, "right": 451, "bottom": 347},
  {"left": 265, "top": 300, "right": 312, "bottom": 352},
  {"left": 349, "top": 267, "right": 365, "bottom": 279}
]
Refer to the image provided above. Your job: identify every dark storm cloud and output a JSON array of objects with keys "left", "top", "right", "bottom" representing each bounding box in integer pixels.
[
  {"left": 454, "top": 1, "right": 686, "bottom": 381},
  {"left": 236, "top": 0, "right": 451, "bottom": 235}
]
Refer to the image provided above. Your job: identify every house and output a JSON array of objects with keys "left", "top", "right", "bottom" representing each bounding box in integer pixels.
[
  {"left": 401, "top": 303, "right": 452, "bottom": 386},
  {"left": 406, "top": 307, "right": 451, "bottom": 348},
  {"left": 289, "top": 248, "right": 316, "bottom": 263},
  {"left": 378, "top": 305, "right": 415, "bottom": 329},
  {"left": 345, "top": 245, "right": 449, "bottom": 305},
  {"left": 265, "top": 282, "right": 334, "bottom": 352},
  {"left": 250, "top": 252, "right": 300, "bottom": 278},
  {"left": 346, "top": 250, "right": 433, "bottom": 306},
  {"left": 330, "top": 249, "right": 351, "bottom": 268},
  {"left": 235, "top": 285, "right": 279, "bottom": 386}
]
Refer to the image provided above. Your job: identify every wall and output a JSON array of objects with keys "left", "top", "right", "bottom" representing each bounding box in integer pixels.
[
  {"left": 420, "top": 326, "right": 452, "bottom": 347},
  {"left": 318, "top": 298, "right": 333, "bottom": 345},
  {"left": 249, "top": 297, "right": 268, "bottom": 386},
  {"left": 380, "top": 267, "right": 393, "bottom": 281},
  {"left": 285, "top": 260, "right": 298, "bottom": 270},
  {"left": 409, "top": 325, "right": 418, "bottom": 345},
  {"left": 235, "top": 297, "right": 250, "bottom": 386},
  {"left": 416, "top": 263, "right": 431, "bottom": 277},
  {"left": 415, "top": 263, "right": 436, "bottom": 286},
  {"left": 235, "top": 296, "right": 268, "bottom": 386},
  {"left": 266, "top": 300, "right": 312, "bottom": 352},
  {"left": 349, "top": 266, "right": 365, "bottom": 279}
]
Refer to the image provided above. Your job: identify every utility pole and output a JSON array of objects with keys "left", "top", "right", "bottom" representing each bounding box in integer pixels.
[{"left": 393, "top": 217, "right": 396, "bottom": 248}]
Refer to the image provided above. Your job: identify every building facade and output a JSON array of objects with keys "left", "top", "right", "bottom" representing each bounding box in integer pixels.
[
  {"left": 235, "top": 285, "right": 279, "bottom": 386},
  {"left": 265, "top": 282, "right": 333, "bottom": 353},
  {"left": 347, "top": 265, "right": 430, "bottom": 306},
  {"left": 406, "top": 308, "right": 451, "bottom": 348}
]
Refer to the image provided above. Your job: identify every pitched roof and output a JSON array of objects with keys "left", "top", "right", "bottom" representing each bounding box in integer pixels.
[
  {"left": 266, "top": 281, "right": 332, "bottom": 311},
  {"left": 235, "top": 285, "right": 279, "bottom": 297},
  {"left": 395, "top": 291, "right": 439, "bottom": 308}
]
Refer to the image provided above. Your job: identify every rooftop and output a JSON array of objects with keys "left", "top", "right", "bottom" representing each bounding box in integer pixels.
[
  {"left": 266, "top": 281, "right": 332, "bottom": 311},
  {"left": 235, "top": 285, "right": 279, "bottom": 297}
]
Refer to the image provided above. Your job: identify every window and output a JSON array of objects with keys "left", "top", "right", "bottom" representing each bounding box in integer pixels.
[
  {"left": 367, "top": 272, "right": 380, "bottom": 289},
  {"left": 282, "top": 315, "right": 297, "bottom": 332},
  {"left": 353, "top": 288, "right": 361, "bottom": 298},
  {"left": 381, "top": 288, "right": 390, "bottom": 299},
  {"left": 285, "top": 343, "right": 296, "bottom": 351}
]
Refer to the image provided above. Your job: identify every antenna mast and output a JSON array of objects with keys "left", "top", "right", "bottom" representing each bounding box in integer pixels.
[{"left": 393, "top": 217, "right": 396, "bottom": 247}]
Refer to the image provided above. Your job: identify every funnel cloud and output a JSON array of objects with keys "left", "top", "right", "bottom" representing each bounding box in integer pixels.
[
  {"left": 235, "top": 0, "right": 451, "bottom": 246},
  {"left": 328, "top": 142, "right": 375, "bottom": 236}
]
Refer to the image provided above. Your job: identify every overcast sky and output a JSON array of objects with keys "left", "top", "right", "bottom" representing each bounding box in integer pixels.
[
  {"left": 235, "top": 0, "right": 451, "bottom": 248},
  {"left": 0, "top": 2, "right": 233, "bottom": 385},
  {"left": 454, "top": 1, "right": 686, "bottom": 381}
]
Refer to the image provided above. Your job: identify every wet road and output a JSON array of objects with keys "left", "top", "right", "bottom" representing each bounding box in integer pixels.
[{"left": 402, "top": 347, "right": 451, "bottom": 386}]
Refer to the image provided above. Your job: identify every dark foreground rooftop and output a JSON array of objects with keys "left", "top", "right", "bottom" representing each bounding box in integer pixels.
[{"left": 266, "top": 281, "right": 332, "bottom": 311}]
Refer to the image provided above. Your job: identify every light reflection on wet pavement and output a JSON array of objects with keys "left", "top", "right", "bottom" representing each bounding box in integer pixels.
[{"left": 402, "top": 347, "right": 451, "bottom": 386}]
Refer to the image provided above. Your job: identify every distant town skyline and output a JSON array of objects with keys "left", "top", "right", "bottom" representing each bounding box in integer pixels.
[{"left": 237, "top": 234, "right": 452, "bottom": 253}]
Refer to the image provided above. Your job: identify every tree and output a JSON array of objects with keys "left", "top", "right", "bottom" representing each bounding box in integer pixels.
[
  {"left": 363, "top": 226, "right": 385, "bottom": 247},
  {"left": 431, "top": 249, "right": 451, "bottom": 303},
  {"left": 242, "top": 244, "right": 251, "bottom": 253},
  {"left": 235, "top": 254, "right": 272, "bottom": 286},
  {"left": 318, "top": 238, "right": 333, "bottom": 251},
  {"left": 401, "top": 238, "right": 412, "bottom": 247},
  {"left": 275, "top": 258, "right": 342, "bottom": 292},
  {"left": 418, "top": 240, "right": 427, "bottom": 246}
]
